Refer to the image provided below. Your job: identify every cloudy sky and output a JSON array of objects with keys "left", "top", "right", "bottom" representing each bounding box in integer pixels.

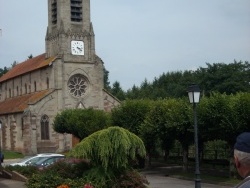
[{"left": 0, "top": 0, "right": 250, "bottom": 90}]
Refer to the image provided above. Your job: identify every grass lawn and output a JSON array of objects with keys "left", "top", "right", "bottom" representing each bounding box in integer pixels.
[{"left": 2, "top": 150, "right": 24, "bottom": 159}]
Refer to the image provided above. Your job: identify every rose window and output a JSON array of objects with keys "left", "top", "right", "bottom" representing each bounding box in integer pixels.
[{"left": 68, "top": 74, "right": 88, "bottom": 97}]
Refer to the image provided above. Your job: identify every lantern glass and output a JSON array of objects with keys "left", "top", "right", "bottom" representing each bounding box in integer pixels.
[{"left": 187, "top": 84, "right": 200, "bottom": 104}]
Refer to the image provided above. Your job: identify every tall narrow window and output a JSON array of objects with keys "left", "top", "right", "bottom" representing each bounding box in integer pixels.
[
  {"left": 71, "top": 0, "right": 82, "bottom": 22},
  {"left": 47, "top": 77, "right": 49, "bottom": 89},
  {"left": 16, "top": 86, "right": 19, "bottom": 96},
  {"left": 9, "top": 89, "right": 11, "bottom": 98},
  {"left": 34, "top": 81, "right": 37, "bottom": 92},
  {"left": 21, "top": 117, "right": 24, "bottom": 137},
  {"left": 25, "top": 84, "right": 27, "bottom": 94},
  {"left": 5, "top": 85, "right": 7, "bottom": 98},
  {"left": 41, "top": 115, "right": 50, "bottom": 140}
]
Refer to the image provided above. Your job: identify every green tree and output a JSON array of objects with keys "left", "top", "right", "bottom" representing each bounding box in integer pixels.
[
  {"left": 0, "top": 66, "right": 8, "bottom": 77},
  {"left": 110, "top": 81, "right": 125, "bottom": 100},
  {"left": 53, "top": 108, "right": 109, "bottom": 140},
  {"left": 69, "top": 126, "right": 146, "bottom": 170},
  {"left": 196, "top": 61, "right": 250, "bottom": 95},
  {"left": 141, "top": 98, "right": 193, "bottom": 170},
  {"left": 68, "top": 126, "right": 147, "bottom": 187},
  {"left": 124, "top": 60, "right": 249, "bottom": 100},
  {"left": 103, "top": 66, "right": 111, "bottom": 90},
  {"left": 28, "top": 54, "right": 33, "bottom": 59},
  {"left": 111, "top": 99, "right": 152, "bottom": 135}
]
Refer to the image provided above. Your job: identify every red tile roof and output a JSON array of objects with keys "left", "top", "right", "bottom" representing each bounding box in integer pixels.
[
  {"left": 0, "top": 90, "right": 53, "bottom": 115},
  {"left": 0, "top": 53, "right": 56, "bottom": 83}
]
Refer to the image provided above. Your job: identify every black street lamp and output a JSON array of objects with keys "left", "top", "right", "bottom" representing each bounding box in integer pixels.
[{"left": 188, "top": 84, "right": 201, "bottom": 188}]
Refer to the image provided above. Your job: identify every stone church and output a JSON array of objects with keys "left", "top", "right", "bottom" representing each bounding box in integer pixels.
[{"left": 0, "top": 0, "right": 120, "bottom": 155}]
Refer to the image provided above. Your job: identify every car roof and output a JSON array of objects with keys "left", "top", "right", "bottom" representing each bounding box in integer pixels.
[
  {"left": 35, "top": 156, "right": 65, "bottom": 165},
  {"left": 9, "top": 153, "right": 64, "bottom": 166},
  {"left": 36, "top": 153, "right": 64, "bottom": 156}
]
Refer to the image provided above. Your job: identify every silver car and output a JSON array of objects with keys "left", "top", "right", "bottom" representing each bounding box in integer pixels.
[{"left": 9, "top": 153, "right": 64, "bottom": 166}]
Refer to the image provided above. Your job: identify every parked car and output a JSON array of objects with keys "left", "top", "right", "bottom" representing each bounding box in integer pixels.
[
  {"left": 9, "top": 153, "right": 64, "bottom": 166},
  {"left": 34, "top": 155, "right": 65, "bottom": 170}
]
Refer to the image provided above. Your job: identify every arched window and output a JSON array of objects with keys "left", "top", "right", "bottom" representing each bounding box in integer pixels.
[{"left": 41, "top": 115, "right": 50, "bottom": 140}]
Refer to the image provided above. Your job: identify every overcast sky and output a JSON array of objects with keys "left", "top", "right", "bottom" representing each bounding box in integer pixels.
[{"left": 0, "top": 0, "right": 250, "bottom": 90}]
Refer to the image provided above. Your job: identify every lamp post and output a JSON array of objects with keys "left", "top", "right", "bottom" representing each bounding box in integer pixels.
[{"left": 188, "top": 84, "right": 201, "bottom": 188}]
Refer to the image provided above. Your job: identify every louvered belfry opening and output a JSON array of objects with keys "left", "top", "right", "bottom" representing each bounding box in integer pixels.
[
  {"left": 51, "top": 0, "right": 57, "bottom": 24},
  {"left": 71, "top": 0, "right": 82, "bottom": 22}
]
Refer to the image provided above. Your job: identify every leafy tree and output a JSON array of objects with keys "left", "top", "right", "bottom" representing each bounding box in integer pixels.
[
  {"left": 28, "top": 54, "right": 33, "bottom": 59},
  {"left": 0, "top": 66, "right": 8, "bottom": 77},
  {"left": 103, "top": 66, "right": 111, "bottom": 90},
  {"left": 196, "top": 61, "right": 250, "bottom": 95},
  {"left": 53, "top": 108, "right": 109, "bottom": 140},
  {"left": 126, "top": 85, "right": 141, "bottom": 99},
  {"left": 198, "top": 93, "right": 237, "bottom": 144},
  {"left": 111, "top": 99, "right": 152, "bottom": 135},
  {"left": 141, "top": 98, "right": 193, "bottom": 170},
  {"left": 110, "top": 81, "right": 125, "bottom": 100},
  {"left": 11, "top": 61, "right": 18, "bottom": 68},
  {"left": 124, "top": 60, "right": 249, "bottom": 100},
  {"left": 232, "top": 92, "right": 250, "bottom": 139}
]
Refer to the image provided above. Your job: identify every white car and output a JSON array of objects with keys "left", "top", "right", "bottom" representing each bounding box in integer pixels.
[{"left": 9, "top": 153, "right": 64, "bottom": 166}]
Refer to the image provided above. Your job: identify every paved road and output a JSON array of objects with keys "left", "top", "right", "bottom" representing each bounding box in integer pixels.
[
  {"left": 145, "top": 174, "right": 232, "bottom": 188},
  {"left": 1, "top": 160, "right": 235, "bottom": 188}
]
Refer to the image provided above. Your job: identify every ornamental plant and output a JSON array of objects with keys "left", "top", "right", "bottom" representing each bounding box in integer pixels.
[
  {"left": 84, "top": 183, "right": 93, "bottom": 188},
  {"left": 69, "top": 126, "right": 146, "bottom": 171},
  {"left": 68, "top": 126, "right": 147, "bottom": 188}
]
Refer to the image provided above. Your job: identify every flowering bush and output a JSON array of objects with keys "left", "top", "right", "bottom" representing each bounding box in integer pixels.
[{"left": 84, "top": 183, "right": 93, "bottom": 188}]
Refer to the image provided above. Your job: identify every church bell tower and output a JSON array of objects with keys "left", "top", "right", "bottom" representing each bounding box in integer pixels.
[{"left": 46, "top": 0, "right": 95, "bottom": 62}]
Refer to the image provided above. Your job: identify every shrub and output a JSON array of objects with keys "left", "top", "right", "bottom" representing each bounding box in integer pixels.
[
  {"left": 26, "top": 172, "right": 64, "bottom": 188},
  {"left": 4, "top": 165, "right": 38, "bottom": 178},
  {"left": 25, "top": 159, "right": 91, "bottom": 188},
  {"left": 43, "top": 159, "right": 91, "bottom": 179},
  {"left": 113, "top": 169, "right": 149, "bottom": 188},
  {"left": 82, "top": 166, "right": 115, "bottom": 188}
]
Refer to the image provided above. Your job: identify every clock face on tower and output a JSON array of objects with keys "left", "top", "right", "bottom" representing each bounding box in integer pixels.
[{"left": 71, "top": 40, "right": 84, "bottom": 55}]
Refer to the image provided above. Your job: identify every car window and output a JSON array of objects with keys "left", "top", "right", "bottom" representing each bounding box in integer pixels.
[
  {"left": 37, "top": 156, "right": 64, "bottom": 167},
  {"left": 25, "top": 157, "right": 45, "bottom": 165},
  {"left": 45, "top": 158, "right": 55, "bottom": 165}
]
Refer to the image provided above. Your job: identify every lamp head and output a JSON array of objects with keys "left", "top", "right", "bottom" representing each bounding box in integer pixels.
[{"left": 187, "top": 84, "right": 200, "bottom": 104}]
